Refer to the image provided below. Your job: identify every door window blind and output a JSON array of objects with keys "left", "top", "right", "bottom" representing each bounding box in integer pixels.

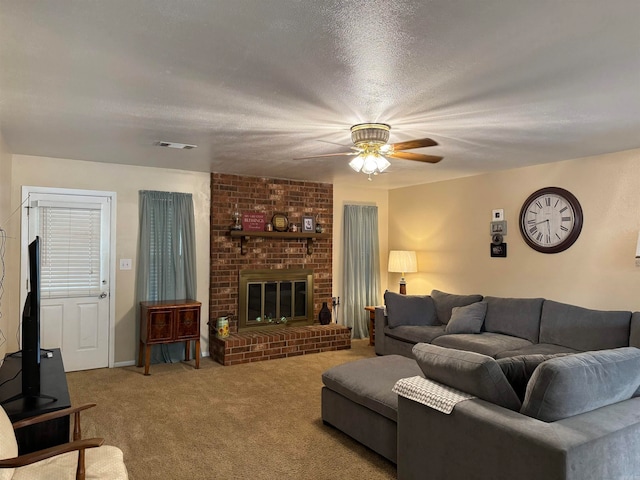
[{"left": 38, "top": 205, "right": 102, "bottom": 298}]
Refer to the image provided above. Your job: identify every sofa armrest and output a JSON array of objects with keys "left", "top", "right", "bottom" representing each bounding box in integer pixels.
[
  {"left": 374, "top": 307, "right": 388, "bottom": 356},
  {"left": 397, "top": 394, "right": 640, "bottom": 480}
]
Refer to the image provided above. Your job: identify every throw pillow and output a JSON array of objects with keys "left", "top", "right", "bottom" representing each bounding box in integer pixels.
[
  {"left": 445, "top": 301, "right": 487, "bottom": 334},
  {"left": 412, "top": 343, "right": 521, "bottom": 411},
  {"left": 384, "top": 291, "right": 439, "bottom": 328},
  {"left": 496, "top": 353, "right": 571, "bottom": 402},
  {"left": 520, "top": 347, "right": 640, "bottom": 422},
  {"left": 431, "top": 290, "right": 483, "bottom": 324}
]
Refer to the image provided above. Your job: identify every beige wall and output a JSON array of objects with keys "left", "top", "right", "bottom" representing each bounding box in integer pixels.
[
  {"left": 333, "top": 184, "right": 389, "bottom": 308},
  {"left": 9, "top": 155, "right": 211, "bottom": 365},
  {"left": 389, "top": 148, "right": 640, "bottom": 311},
  {"left": 0, "top": 130, "right": 14, "bottom": 360}
]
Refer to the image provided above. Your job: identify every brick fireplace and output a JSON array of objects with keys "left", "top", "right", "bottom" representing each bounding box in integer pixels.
[{"left": 209, "top": 173, "right": 350, "bottom": 365}]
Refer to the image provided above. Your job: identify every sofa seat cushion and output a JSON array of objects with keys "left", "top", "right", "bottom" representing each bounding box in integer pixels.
[
  {"left": 384, "top": 291, "right": 439, "bottom": 327},
  {"left": 483, "top": 296, "right": 544, "bottom": 343},
  {"left": 495, "top": 343, "right": 580, "bottom": 359},
  {"left": 321, "top": 355, "right": 423, "bottom": 422},
  {"left": 432, "top": 332, "right": 532, "bottom": 357},
  {"left": 412, "top": 343, "right": 521, "bottom": 411},
  {"left": 521, "top": 347, "right": 640, "bottom": 422},
  {"left": 539, "top": 300, "right": 632, "bottom": 351},
  {"left": 431, "top": 290, "right": 483, "bottom": 324},
  {"left": 384, "top": 325, "right": 447, "bottom": 344}
]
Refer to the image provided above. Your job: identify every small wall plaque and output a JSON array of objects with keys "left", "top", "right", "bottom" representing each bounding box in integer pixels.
[
  {"left": 491, "top": 243, "right": 507, "bottom": 258},
  {"left": 242, "top": 212, "right": 266, "bottom": 231}
]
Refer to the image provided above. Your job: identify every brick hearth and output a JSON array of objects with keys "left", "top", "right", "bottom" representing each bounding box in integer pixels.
[{"left": 210, "top": 324, "right": 351, "bottom": 366}]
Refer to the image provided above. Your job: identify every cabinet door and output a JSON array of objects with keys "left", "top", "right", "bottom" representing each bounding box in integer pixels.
[
  {"left": 147, "top": 309, "right": 174, "bottom": 342},
  {"left": 175, "top": 306, "right": 200, "bottom": 340}
]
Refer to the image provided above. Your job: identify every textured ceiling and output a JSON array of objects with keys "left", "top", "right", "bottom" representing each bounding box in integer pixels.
[{"left": 1, "top": 1, "right": 639, "bottom": 189}]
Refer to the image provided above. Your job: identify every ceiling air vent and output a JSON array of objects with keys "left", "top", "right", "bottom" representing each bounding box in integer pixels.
[{"left": 158, "top": 141, "right": 197, "bottom": 150}]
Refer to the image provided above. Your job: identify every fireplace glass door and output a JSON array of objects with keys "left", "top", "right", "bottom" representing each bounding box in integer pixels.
[{"left": 240, "top": 269, "right": 314, "bottom": 330}]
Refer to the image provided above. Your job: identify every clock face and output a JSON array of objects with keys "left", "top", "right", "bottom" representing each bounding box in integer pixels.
[{"left": 519, "top": 187, "right": 583, "bottom": 253}]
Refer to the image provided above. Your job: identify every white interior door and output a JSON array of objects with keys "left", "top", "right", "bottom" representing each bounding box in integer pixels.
[{"left": 24, "top": 190, "right": 112, "bottom": 371}]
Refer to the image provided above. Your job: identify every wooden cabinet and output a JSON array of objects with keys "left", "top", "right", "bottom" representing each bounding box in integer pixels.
[{"left": 138, "top": 299, "right": 201, "bottom": 375}]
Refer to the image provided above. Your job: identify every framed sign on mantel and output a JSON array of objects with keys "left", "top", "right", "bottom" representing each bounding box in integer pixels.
[{"left": 242, "top": 212, "right": 266, "bottom": 231}]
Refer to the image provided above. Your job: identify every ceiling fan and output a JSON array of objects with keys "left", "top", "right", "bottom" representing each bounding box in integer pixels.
[{"left": 296, "top": 123, "right": 443, "bottom": 180}]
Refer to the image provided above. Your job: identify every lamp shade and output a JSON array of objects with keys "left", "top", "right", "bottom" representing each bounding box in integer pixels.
[{"left": 388, "top": 250, "right": 417, "bottom": 274}]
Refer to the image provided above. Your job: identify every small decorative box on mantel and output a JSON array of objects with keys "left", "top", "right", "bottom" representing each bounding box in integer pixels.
[{"left": 242, "top": 212, "right": 266, "bottom": 231}]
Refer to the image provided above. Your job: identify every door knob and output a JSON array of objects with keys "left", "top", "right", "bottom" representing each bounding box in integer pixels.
[{"left": 99, "top": 292, "right": 108, "bottom": 299}]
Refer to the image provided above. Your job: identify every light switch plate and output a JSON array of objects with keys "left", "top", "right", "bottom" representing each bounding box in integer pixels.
[{"left": 119, "top": 258, "right": 132, "bottom": 270}]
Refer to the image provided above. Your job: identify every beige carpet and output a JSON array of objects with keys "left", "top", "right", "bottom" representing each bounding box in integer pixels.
[{"left": 66, "top": 339, "right": 396, "bottom": 480}]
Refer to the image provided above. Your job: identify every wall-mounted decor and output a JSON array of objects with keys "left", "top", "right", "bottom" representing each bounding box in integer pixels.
[
  {"left": 490, "top": 243, "right": 507, "bottom": 257},
  {"left": 519, "top": 187, "right": 583, "bottom": 254}
]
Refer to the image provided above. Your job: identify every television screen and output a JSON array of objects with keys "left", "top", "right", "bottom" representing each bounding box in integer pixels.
[{"left": 22, "top": 236, "right": 41, "bottom": 398}]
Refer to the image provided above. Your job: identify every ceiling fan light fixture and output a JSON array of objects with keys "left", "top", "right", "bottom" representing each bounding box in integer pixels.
[
  {"left": 350, "top": 123, "right": 390, "bottom": 147},
  {"left": 352, "top": 152, "right": 390, "bottom": 176},
  {"left": 348, "top": 155, "right": 365, "bottom": 172},
  {"left": 362, "top": 153, "right": 379, "bottom": 175},
  {"left": 376, "top": 155, "right": 391, "bottom": 172}
]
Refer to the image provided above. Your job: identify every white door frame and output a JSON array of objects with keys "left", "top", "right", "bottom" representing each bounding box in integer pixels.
[{"left": 20, "top": 186, "right": 117, "bottom": 368}]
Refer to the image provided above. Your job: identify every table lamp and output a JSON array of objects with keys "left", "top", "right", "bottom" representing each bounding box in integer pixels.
[{"left": 388, "top": 250, "right": 417, "bottom": 295}]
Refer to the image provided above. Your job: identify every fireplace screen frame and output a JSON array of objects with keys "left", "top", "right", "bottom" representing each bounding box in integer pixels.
[{"left": 239, "top": 269, "right": 314, "bottom": 330}]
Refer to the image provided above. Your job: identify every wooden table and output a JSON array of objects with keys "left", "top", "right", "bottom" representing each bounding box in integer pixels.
[
  {"left": 138, "top": 299, "right": 201, "bottom": 375},
  {"left": 0, "top": 348, "right": 71, "bottom": 454},
  {"left": 365, "top": 306, "right": 377, "bottom": 346}
]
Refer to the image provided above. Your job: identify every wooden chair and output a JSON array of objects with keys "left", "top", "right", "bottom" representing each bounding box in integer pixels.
[{"left": 0, "top": 403, "right": 128, "bottom": 480}]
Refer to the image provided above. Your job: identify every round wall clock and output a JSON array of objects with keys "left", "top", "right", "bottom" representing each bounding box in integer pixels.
[{"left": 519, "top": 187, "right": 583, "bottom": 254}]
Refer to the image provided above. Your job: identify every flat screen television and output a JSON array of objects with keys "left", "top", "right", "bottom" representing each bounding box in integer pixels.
[
  {"left": 0, "top": 236, "right": 50, "bottom": 406},
  {"left": 21, "top": 236, "right": 41, "bottom": 398}
]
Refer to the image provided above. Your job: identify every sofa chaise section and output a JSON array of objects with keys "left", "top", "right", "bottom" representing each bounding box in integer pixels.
[
  {"left": 397, "top": 345, "right": 640, "bottom": 480},
  {"left": 321, "top": 354, "right": 423, "bottom": 463}
]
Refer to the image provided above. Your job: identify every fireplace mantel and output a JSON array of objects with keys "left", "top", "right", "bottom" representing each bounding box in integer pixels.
[{"left": 230, "top": 230, "right": 330, "bottom": 255}]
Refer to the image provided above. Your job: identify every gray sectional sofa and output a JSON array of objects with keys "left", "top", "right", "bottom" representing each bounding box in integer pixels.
[
  {"left": 375, "top": 290, "right": 640, "bottom": 359},
  {"left": 321, "top": 290, "right": 640, "bottom": 479}
]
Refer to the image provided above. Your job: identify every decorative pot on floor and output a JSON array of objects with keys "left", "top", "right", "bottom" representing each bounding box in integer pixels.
[{"left": 319, "top": 302, "right": 332, "bottom": 325}]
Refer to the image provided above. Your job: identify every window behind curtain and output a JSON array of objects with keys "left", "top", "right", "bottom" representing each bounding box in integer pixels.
[
  {"left": 136, "top": 190, "right": 196, "bottom": 363},
  {"left": 342, "top": 204, "right": 381, "bottom": 339}
]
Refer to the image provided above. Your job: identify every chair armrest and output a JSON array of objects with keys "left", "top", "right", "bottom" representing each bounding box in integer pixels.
[
  {"left": 12, "top": 403, "right": 96, "bottom": 430},
  {"left": 0, "top": 438, "right": 104, "bottom": 468}
]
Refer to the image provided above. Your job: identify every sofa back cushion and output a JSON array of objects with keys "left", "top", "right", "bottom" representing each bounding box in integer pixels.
[
  {"left": 496, "top": 353, "right": 571, "bottom": 401},
  {"left": 539, "top": 300, "right": 632, "bottom": 351},
  {"left": 431, "top": 290, "right": 483, "bottom": 325},
  {"left": 483, "top": 296, "right": 544, "bottom": 343},
  {"left": 520, "top": 347, "right": 640, "bottom": 422},
  {"left": 412, "top": 343, "right": 521, "bottom": 411},
  {"left": 384, "top": 291, "right": 439, "bottom": 328}
]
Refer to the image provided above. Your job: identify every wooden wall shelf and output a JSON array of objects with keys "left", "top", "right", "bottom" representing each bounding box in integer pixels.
[{"left": 230, "top": 230, "right": 330, "bottom": 255}]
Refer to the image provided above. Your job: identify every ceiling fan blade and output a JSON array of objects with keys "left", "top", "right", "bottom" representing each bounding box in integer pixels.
[
  {"left": 294, "top": 151, "right": 358, "bottom": 160},
  {"left": 388, "top": 151, "right": 443, "bottom": 163},
  {"left": 391, "top": 138, "right": 438, "bottom": 151}
]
